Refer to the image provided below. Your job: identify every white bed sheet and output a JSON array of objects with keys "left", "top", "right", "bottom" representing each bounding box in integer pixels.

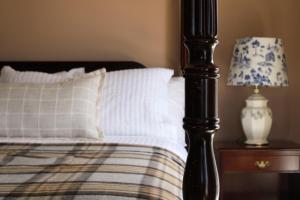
[{"left": 0, "top": 136, "right": 187, "bottom": 161}]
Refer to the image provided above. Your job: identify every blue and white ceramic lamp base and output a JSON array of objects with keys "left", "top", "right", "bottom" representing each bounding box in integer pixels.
[{"left": 241, "top": 93, "right": 272, "bottom": 145}]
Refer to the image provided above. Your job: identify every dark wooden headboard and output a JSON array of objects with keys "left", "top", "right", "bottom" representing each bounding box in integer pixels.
[{"left": 0, "top": 61, "right": 145, "bottom": 72}]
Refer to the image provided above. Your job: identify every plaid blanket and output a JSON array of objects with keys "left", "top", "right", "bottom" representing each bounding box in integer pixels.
[{"left": 0, "top": 143, "right": 184, "bottom": 200}]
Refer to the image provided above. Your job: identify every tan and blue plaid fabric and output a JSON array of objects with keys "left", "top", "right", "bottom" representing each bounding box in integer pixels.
[{"left": 0, "top": 143, "right": 184, "bottom": 200}]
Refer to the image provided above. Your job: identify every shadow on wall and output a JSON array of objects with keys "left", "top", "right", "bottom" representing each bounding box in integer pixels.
[
  {"left": 282, "top": 1, "right": 300, "bottom": 143},
  {"left": 165, "top": 0, "right": 181, "bottom": 74},
  {"left": 215, "top": 0, "right": 294, "bottom": 142}
]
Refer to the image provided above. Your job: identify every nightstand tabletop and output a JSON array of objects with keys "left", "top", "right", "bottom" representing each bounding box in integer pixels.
[{"left": 216, "top": 140, "right": 300, "bottom": 150}]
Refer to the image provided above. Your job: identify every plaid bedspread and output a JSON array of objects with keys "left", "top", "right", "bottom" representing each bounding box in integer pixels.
[{"left": 0, "top": 143, "right": 184, "bottom": 200}]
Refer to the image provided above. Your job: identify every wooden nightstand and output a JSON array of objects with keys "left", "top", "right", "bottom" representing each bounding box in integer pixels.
[{"left": 216, "top": 141, "right": 300, "bottom": 200}]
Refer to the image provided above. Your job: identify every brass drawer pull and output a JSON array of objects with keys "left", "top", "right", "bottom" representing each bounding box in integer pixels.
[{"left": 255, "top": 160, "right": 270, "bottom": 169}]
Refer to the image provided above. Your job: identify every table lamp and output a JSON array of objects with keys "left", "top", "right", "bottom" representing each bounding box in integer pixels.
[{"left": 227, "top": 37, "right": 288, "bottom": 145}]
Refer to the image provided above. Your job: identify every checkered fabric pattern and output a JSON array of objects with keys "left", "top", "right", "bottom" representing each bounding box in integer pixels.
[
  {"left": 0, "top": 66, "right": 85, "bottom": 83},
  {"left": 0, "top": 69, "right": 106, "bottom": 139},
  {"left": 0, "top": 143, "right": 184, "bottom": 200}
]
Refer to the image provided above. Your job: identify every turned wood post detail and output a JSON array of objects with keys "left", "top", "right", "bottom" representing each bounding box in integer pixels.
[{"left": 182, "top": 0, "right": 220, "bottom": 199}]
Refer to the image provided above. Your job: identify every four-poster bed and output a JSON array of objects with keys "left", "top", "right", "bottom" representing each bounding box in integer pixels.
[
  {"left": 0, "top": 0, "right": 220, "bottom": 199},
  {"left": 182, "top": 0, "right": 220, "bottom": 199}
]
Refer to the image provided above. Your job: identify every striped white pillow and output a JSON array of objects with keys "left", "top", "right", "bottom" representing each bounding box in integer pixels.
[
  {"left": 100, "top": 68, "right": 175, "bottom": 139},
  {"left": 0, "top": 66, "right": 85, "bottom": 83},
  {"left": 168, "top": 77, "right": 185, "bottom": 146},
  {"left": 0, "top": 69, "right": 106, "bottom": 139}
]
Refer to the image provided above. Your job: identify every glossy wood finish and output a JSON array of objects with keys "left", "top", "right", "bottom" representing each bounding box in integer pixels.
[
  {"left": 217, "top": 141, "right": 300, "bottom": 200},
  {"left": 222, "top": 154, "right": 299, "bottom": 172},
  {"left": 181, "top": 0, "right": 220, "bottom": 199},
  {"left": 0, "top": 61, "right": 145, "bottom": 73}
]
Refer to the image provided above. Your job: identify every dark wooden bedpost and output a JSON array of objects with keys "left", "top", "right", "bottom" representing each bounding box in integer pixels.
[{"left": 182, "top": 0, "right": 220, "bottom": 199}]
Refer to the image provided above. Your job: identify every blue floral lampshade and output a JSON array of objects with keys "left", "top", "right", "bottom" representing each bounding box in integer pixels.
[{"left": 227, "top": 37, "right": 288, "bottom": 87}]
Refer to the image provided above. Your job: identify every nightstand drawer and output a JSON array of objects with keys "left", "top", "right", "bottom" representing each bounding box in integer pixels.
[
  {"left": 217, "top": 142, "right": 300, "bottom": 199},
  {"left": 221, "top": 155, "right": 300, "bottom": 172}
]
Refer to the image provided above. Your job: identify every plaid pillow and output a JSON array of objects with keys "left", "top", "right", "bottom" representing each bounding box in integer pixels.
[
  {"left": 0, "top": 69, "right": 106, "bottom": 139},
  {"left": 0, "top": 66, "right": 85, "bottom": 83}
]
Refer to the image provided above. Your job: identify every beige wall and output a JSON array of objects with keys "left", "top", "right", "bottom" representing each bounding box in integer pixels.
[
  {"left": 0, "top": 0, "right": 299, "bottom": 142},
  {"left": 0, "top": 0, "right": 181, "bottom": 70},
  {"left": 216, "top": 0, "right": 300, "bottom": 142}
]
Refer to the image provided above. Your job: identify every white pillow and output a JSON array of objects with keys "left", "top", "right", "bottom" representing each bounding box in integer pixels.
[
  {"left": 0, "top": 66, "right": 85, "bottom": 83},
  {"left": 168, "top": 77, "right": 185, "bottom": 145},
  {"left": 0, "top": 69, "right": 106, "bottom": 139},
  {"left": 100, "top": 68, "right": 176, "bottom": 140},
  {"left": 0, "top": 66, "right": 186, "bottom": 145}
]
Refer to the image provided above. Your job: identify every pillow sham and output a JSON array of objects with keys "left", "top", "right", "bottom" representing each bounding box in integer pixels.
[
  {"left": 0, "top": 69, "right": 106, "bottom": 139},
  {"left": 99, "top": 68, "right": 175, "bottom": 140},
  {"left": 0, "top": 66, "right": 85, "bottom": 83},
  {"left": 0, "top": 66, "right": 185, "bottom": 145}
]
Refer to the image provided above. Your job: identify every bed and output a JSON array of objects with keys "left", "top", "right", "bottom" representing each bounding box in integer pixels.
[{"left": 0, "top": 0, "right": 220, "bottom": 200}]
